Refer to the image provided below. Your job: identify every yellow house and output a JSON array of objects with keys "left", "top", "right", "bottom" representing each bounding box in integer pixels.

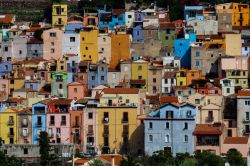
[
  {"left": 97, "top": 107, "right": 139, "bottom": 154},
  {"left": 225, "top": 34, "right": 242, "bottom": 56},
  {"left": 80, "top": 27, "right": 98, "bottom": 63},
  {"left": 9, "top": 78, "right": 25, "bottom": 95},
  {"left": 52, "top": 3, "right": 68, "bottom": 30},
  {"left": 176, "top": 69, "right": 187, "bottom": 86},
  {"left": 0, "top": 109, "right": 18, "bottom": 144},
  {"left": 131, "top": 60, "right": 148, "bottom": 91}
]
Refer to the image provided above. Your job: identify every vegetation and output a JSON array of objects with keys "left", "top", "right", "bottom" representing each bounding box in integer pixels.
[
  {"left": 39, "top": 131, "right": 61, "bottom": 166},
  {"left": 89, "top": 159, "right": 105, "bottom": 166},
  {"left": 121, "top": 150, "right": 247, "bottom": 166}
]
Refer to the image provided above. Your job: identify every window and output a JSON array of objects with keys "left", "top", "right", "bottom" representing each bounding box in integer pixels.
[
  {"left": 195, "top": 60, "right": 200, "bottom": 67},
  {"left": 4, "top": 46, "right": 8, "bottom": 52},
  {"left": 195, "top": 99, "right": 200, "bottom": 104},
  {"left": 184, "top": 135, "right": 188, "bottom": 143},
  {"left": 138, "top": 76, "right": 142, "bottom": 80},
  {"left": 61, "top": 116, "right": 66, "bottom": 125},
  {"left": 23, "top": 128, "right": 28, "bottom": 137},
  {"left": 123, "top": 112, "right": 128, "bottom": 122},
  {"left": 226, "top": 88, "right": 230, "bottom": 93},
  {"left": 149, "top": 122, "right": 153, "bottom": 129},
  {"left": 51, "top": 48, "right": 55, "bottom": 53},
  {"left": 245, "top": 112, "right": 250, "bottom": 121},
  {"left": 138, "top": 65, "right": 142, "bottom": 70},
  {"left": 50, "top": 32, "right": 56, "bottom": 37},
  {"left": 137, "top": 31, "right": 140, "bottom": 36},
  {"left": 128, "top": 15, "right": 132, "bottom": 18},
  {"left": 112, "top": 73, "right": 116, "bottom": 79},
  {"left": 245, "top": 100, "right": 250, "bottom": 105},
  {"left": 165, "top": 135, "right": 170, "bottom": 142},
  {"left": 70, "top": 37, "right": 75, "bottom": 42},
  {"left": 50, "top": 116, "right": 55, "bottom": 125},
  {"left": 104, "top": 112, "right": 109, "bottom": 122},
  {"left": 164, "top": 87, "right": 169, "bottom": 92},
  {"left": 23, "top": 148, "right": 28, "bottom": 154},
  {"left": 88, "top": 112, "right": 93, "bottom": 119},
  {"left": 153, "top": 78, "right": 156, "bottom": 83},
  {"left": 37, "top": 116, "right": 42, "bottom": 126},
  {"left": 51, "top": 42, "right": 54, "bottom": 46},
  {"left": 223, "top": 15, "right": 227, "bottom": 20},
  {"left": 184, "top": 122, "right": 188, "bottom": 130},
  {"left": 124, "top": 66, "right": 128, "bottom": 72},
  {"left": 101, "top": 76, "right": 104, "bottom": 80},
  {"left": 103, "top": 38, "right": 106, "bottom": 42},
  {"left": 61, "top": 66, "right": 64, "bottom": 70},
  {"left": 165, "top": 79, "right": 168, "bottom": 84},
  {"left": 82, "top": 37, "right": 85, "bottom": 41},
  {"left": 92, "top": 76, "right": 95, "bottom": 80},
  {"left": 85, "top": 47, "right": 88, "bottom": 50},
  {"left": 74, "top": 88, "right": 77, "bottom": 93},
  {"left": 165, "top": 122, "right": 169, "bottom": 129},
  {"left": 59, "top": 84, "right": 63, "bottom": 89},
  {"left": 149, "top": 135, "right": 153, "bottom": 142},
  {"left": 19, "top": 50, "right": 22, "bottom": 54},
  {"left": 165, "top": 36, "right": 169, "bottom": 40},
  {"left": 196, "top": 51, "right": 200, "bottom": 57}
]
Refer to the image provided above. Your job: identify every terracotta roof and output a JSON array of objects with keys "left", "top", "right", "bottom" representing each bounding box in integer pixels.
[
  {"left": 173, "top": 86, "right": 190, "bottom": 90},
  {"left": 236, "top": 90, "right": 250, "bottom": 96},
  {"left": 64, "top": 54, "right": 78, "bottom": 57},
  {"left": 224, "top": 137, "right": 249, "bottom": 144},
  {"left": 193, "top": 124, "right": 222, "bottom": 135},
  {"left": 159, "top": 22, "right": 176, "bottom": 29},
  {"left": 27, "top": 38, "right": 43, "bottom": 44},
  {"left": 74, "top": 158, "right": 90, "bottom": 164},
  {"left": 160, "top": 96, "right": 178, "bottom": 103},
  {"left": 6, "top": 97, "right": 27, "bottom": 103},
  {"left": 0, "top": 15, "right": 14, "bottom": 24},
  {"left": 97, "top": 154, "right": 122, "bottom": 166},
  {"left": 53, "top": 98, "right": 72, "bottom": 105},
  {"left": 102, "top": 88, "right": 139, "bottom": 94}
]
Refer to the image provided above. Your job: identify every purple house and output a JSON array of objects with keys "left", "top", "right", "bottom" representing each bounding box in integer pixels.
[{"left": 132, "top": 25, "right": 143, "bottom": 42}]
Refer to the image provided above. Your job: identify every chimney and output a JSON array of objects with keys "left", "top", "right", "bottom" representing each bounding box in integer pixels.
[{"left": 111, "top": 155, "right": 115, "bottom": 166}]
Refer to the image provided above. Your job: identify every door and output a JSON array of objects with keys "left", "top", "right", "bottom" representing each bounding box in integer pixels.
[{"left": 164, "top": 147, "right": 171, "bottom": 155}]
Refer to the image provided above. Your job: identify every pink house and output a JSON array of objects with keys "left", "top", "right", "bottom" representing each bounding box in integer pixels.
[
  {"left": 43, "top": 29, "right": 63, "bottom": 60},
  {"left": 67, "top": 81, "right": 86, "bottom": 99},
  {"left": 218, "top": 56, "right": 249, "bottom": 77},
  {"left": 83, "top": 108, "right": 98, "bottom": 153},
  {"left": 46, "top": 99, "right": 71, "bottom": 144},
  {"left": 222, "top": 137, "right": 250, "bottom": 158}
]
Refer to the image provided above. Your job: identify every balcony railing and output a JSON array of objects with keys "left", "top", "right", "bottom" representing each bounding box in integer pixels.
[
  {"left": 242, "top": 119, "right": 250, "bottom": 123},
  {"left": 8, "top": 132, "right": 14, "bottom": 137},
  {"left": 205, "top": 116, "right": 214, "bottom": 123},
  {"left": 8, "top": 120, "right": 14, "bottom": 126},
  {"left": 48, "top": 133, "right": 54, "bottom": 138}
]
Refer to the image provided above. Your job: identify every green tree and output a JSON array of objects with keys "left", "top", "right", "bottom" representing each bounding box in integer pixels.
[
  {"left": 195, "top": 151, "right": 224, "bottom": 166},
  {"left": 0, "top": 151, "right": 23, "bottom": 166},
  {"left": 89, "top": 159, "right": 104, "bottom": 166},
  {"left": 225, "top": 149, "right": 246, "bottom": 166},
  {"left": 121, "top": 156, "right": 142, "bottom": 166},
  {"left": 39, "top": 131, "right": 61, "bottom": 166},
  {"left": 180, "top": 159, "right": 196, "bottom": 166},
  {"left": 148, "top": 150, "right": 175, "bottom": 166}
]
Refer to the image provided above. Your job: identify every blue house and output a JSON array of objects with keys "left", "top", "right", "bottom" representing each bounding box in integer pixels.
[
  {"left": 32, "top": 101, "right": 48, "bottom": 144},
  {"left": 134, "top": 12, "right": 144, "bottom": 27},
  {"left": 88, "top": 62, "right": 108, "bottom": 89},
  {"left": 0, "top": 61, "right": 12, "bottom": 79},
  {"left": 24, "top": 80, "right": 42, "bottom": 91},
  {"left": 98, "top": 7, "right": 126, "bottom": 30},
  {"left": 242, "top": 33, "right": 250, "bottom": 56},
  {"left": 65, "top": 23, "right": 84, "bottom": 34},
  {"left": 174, "top": 32, "right": 196, "bottom": 68},
  {"left": 184, "top": 6, "right": 204, "bottom": 21},
  {"left": 65, "top": 55, "right": 80, "bottom": 82},
  {"left": 132, "top": 25, "right": 143, "bottom": 42},
  {"left": 144, "top": 103, "right": 196, "bottom": 156}
]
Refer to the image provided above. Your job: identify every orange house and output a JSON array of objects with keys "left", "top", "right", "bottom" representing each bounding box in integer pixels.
[
  {"left": 110, "top": 34, "right": 130, "bottom": 69},
  {"left": 186, "top": 69, "right": 204, "bottom": 85}
]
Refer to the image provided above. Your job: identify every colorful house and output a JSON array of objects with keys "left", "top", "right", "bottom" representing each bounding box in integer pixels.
[
  {"left": 88, "top": 62, "right": 108, "bottom": 89},
  {"left": 131, "top": 59, "right": 148, "bottom": 91},
  {"left": 98, "top": 30, "right": 111, "bottom": 63},
  {"left": 110, "top": 33, "right": 130, "bottom": 69},
  {"left": 51, "top": 72, "right": 68, "bottom": 98},
  {"left": 184, "top": 6, "right": 204, "bottom": 21},
  {"left": 32, "top": 101, "right": 48, "bottom": 144},
  {"left": 67, "top": 81, "right": 86, "bottom": 100},
  {"left": 144, "top": 103, "right": 197, "bottom": 156},
  {"left": 0, "top": 108, "right": 18, "bottom": 144},
  {"left": 46, "top": 99, "right": 71, "bottom": 144},
  {"left": 18, "top": 108, "right": 32, "bottom": 144},
  {"left": 80, "top": 27, "right": 98, "bottom": 63},
  {"left": 52, "top": 3, "right": 67, "bottom": 30}
]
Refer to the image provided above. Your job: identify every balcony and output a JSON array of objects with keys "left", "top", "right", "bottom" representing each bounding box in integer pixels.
[
  {"left": 36, "top": 122, "right": 42, "bottom": 127},
  {"left": 8, "top": 132, "right": 14, "bottom": 137},
  {"left": 242, "top": 119, "right": 250, "bottom": 123},
  {"left": 122, "top": 118, "right": 129, "bottom": 123},
  {"left": 86, "top": 142, "right": 94, "bottom": 147},
  {"left": 8, "top": 120, "right": 14, "bottom": 126},
  {"left": 56, "top": 78, "right": 63, "bottom": 82},
  {"left": 205, "top": 116, "right": 214, "bottom": 123},
  {"left": 103, "top": 130, "right": 109, "bottom": 137},
  {"left": 61, "top": 121, "right": 66, "bottom": 126},
  {"left": 103, "top": 118, "right": 109, "bottom": 124}
]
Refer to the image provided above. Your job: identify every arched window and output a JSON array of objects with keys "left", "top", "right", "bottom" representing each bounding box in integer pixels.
[
  {"left": 149, "top": 135, "right": 153, "bottom": 142},
  {"left": 184, "top": 135, "right": 188, "bottom": 143},
  {"left": 165, "top": 135, "right": 170, "bottom": 142}
]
